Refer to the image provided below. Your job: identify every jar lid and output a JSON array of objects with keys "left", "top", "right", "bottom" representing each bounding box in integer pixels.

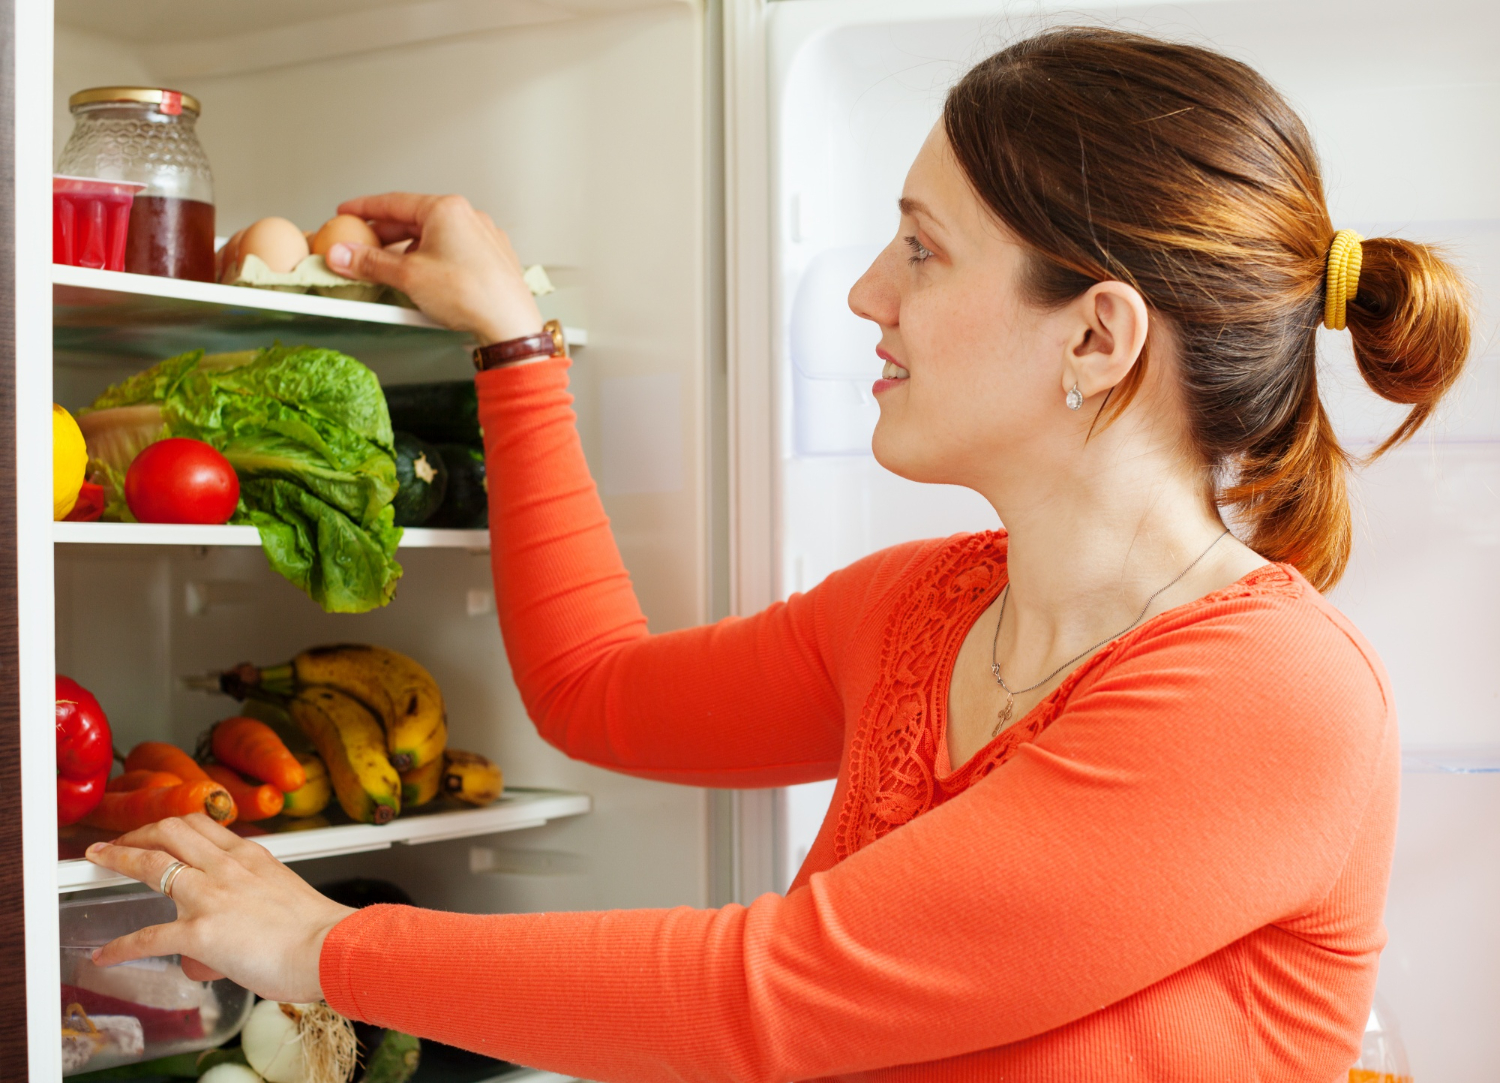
[{"left": 68, "top": 87, "right": 201, "bottom": 116}]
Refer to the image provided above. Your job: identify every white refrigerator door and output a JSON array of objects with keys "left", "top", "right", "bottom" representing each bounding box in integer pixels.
[{"left": 734, "top": 1, "right": 1500, "bottom": 1077}]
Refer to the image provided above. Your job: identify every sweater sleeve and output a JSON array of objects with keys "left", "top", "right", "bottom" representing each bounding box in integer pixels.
[
  {"left": 475, "top": 357, "right": 904, "bottom": 787},
  {"left": 319, "top": 594, "right": 1396, "bottom": 1082}
]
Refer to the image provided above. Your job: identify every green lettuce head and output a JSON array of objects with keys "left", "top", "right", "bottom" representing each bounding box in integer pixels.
[{"left": 86, "top": 345, "right": 403, "bottom": 613}]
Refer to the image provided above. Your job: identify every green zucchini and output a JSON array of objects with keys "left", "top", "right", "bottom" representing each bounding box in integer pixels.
[
  {"left": 383, "top": 381, "right": 480, "bottom": 445},
  {"left": 426, "top": 443, "right": 487, "bottom": 529},
  {"left": 392, "top": 432, "right": 448, "bottom": 527},
  {"left": 360, "top": 1031, "right": 421, "bottom": 1083}
]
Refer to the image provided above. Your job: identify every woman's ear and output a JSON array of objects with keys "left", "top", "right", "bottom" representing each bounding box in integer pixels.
[{"left": 1061, "top": 281, "right": 1150, "bottom": 401}]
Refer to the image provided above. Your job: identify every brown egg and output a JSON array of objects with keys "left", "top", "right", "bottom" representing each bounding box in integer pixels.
[
  {"left": 310, "top": 214, "right": 380, "bottom": 256},
  {"left": 217, "top": 228, "right": 246, "bottom": 282},
  {"left": 239, "top": 217, "right": 310, "bottom": 274}
]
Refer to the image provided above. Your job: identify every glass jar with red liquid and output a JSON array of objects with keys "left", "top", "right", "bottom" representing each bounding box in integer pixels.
[{"left": 56, "top": 87, "right": 215, "bottom": 282}]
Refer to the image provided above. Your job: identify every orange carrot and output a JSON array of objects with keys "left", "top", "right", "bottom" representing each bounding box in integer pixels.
[
  {"left": 124, "top": 741, "right": 213, "bottom": 785},
  {"left": 82, "top": 779, "right": 237, "bottom": 834},
  {"left": 211, "top": 716, "right": 305, "bottom": 792},
  {"left": 203, "top": 763, "right": 284, "bottom": 821},
  {"left": 107, "top": 770, "right": 181, "bottom": 793}
]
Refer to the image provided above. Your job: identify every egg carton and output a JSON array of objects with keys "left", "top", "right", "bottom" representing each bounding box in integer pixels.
[{"left": 224, "top": 255, "right": 555, "bottom": 306}]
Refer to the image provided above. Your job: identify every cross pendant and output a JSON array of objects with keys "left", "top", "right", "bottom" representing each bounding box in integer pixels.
[{"left": 992, "top": 690, "right": 1014, "bottom": 737}]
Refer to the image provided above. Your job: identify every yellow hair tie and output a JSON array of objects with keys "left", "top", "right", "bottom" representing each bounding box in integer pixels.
[{"left": 1323, "top": 229, "right": 1363, "bottom": 331}]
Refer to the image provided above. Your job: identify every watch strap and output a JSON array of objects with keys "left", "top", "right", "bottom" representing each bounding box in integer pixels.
[{"left": 472, "top": 319, "right": 566, "bottom": 371}]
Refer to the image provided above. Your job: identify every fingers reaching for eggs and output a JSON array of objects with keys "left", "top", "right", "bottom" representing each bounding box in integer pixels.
[
  {"left": 324, "top": 243, "right": 408, "bottom": 290},
  {"left": 335, "top": 191, "right": 438, "bottom": 229},
  {"left": 368, "top": 219, "right": 421, "bottom": 245},
  {"left": 310, "top": 215, "right": 380, "bottom": 256},
  {"left": 219, "top": 213, "right": 384, "bottom": 283},
  {"left": 221, "top": 196, "right": 542, "bottom": 343}
]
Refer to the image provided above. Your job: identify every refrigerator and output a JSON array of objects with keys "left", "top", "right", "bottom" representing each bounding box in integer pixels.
[{"left": 3, "top": 0, "right": 1496, "bottom": 1080}]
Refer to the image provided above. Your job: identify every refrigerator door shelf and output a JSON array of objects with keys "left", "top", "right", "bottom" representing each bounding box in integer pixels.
[
  {"left": 789, "top": 245, "right": 883, "bottom": 457},
  {"left": 1400, "top": 747, "right": 1500, "bottom": 774}
]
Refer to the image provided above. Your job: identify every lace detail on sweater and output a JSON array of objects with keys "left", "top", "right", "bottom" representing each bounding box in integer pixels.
[
  {"left": 834, "top": 538, "right": 1301, "bottom": 861},
  {"left": 835, "top": 534, "right": 1007, "bottom": 861}
]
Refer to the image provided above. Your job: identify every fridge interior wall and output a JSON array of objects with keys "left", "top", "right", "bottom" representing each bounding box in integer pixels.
[
  {"left": 772, "top": 2, "right": 1500, "bottom": 1079},
  {"left": 50, "top": 0, "right": 712, "bottom": 919}
]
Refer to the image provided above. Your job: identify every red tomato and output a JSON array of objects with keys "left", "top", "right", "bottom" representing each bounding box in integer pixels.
[{"left": 125, "top": 438, "right": 239, "bottom": 524}]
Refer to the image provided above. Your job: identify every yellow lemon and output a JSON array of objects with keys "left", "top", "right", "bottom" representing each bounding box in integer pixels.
[{"left": 53, "top": 404, "right": 88, "bottom": 520}]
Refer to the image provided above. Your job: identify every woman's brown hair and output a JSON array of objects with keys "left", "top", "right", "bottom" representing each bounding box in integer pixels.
[{"left": 944, "top": 27, "right": 1471, "bottom": 590}]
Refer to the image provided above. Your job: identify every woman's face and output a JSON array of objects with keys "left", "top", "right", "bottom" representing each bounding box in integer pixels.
[{"left": 850, "top": 125, "right": 1107, "bottom": 492}]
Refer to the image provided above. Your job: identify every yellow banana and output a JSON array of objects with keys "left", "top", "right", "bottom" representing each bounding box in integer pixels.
[
  {"left": 279, "top": 753, "right": 332, "bottom": 818},
  {"left": 278, "top": 814, "right": 331, "bottom": 833},
  {"left": 442, "top": 750, "right": 503, "bottom": 807},
  {"left": 290, "top": 645, "right": 446, "bottom": 771},
  {"left": 220, "top": 646, "right": 448, "bottom": 771},
  {"left": 287, "top": 688, "right": 401, "bottom": 824},
  {"left": 398, "top": 754, "right": 444, "bottom": 808}
]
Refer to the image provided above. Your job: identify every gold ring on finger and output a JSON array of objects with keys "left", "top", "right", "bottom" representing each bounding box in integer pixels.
[{"left": 158, "top": 859, "right": 190, "bottom": 899}]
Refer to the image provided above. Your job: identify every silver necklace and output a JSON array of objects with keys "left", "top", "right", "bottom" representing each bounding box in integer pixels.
[{"left": 988, "top": 529, "right": 1230, "bottom": 736}]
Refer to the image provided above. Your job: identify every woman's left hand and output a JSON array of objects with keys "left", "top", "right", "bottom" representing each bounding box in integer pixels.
[{"left": 86, "top": 814, "right": 356, "bottom": 1003}]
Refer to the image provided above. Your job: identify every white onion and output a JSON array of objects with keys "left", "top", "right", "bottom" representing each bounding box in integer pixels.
[
  {"left": 241, "top": 1000, "right": 311, "bottom": 1083},
  {"left": 199, "top": 1063, "right": 265, "bottom": 1083}
]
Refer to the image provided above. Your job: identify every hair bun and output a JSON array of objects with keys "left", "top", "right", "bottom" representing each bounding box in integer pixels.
[{"left": 1346, "top": 236, "right": 1471, "bottom": 453}]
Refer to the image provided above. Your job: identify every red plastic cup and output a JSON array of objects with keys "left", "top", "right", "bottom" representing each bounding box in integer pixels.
[{"left": 53, "top": 175, "right": 146, "bottom": 272}]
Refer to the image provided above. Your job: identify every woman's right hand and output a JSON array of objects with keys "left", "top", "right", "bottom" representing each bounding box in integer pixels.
[
  {"left": 328, "top": 193, "right": 544, "bottom": 346},
  {"left": 83, "top": 814, "right": 355, "bottom": 1003}
]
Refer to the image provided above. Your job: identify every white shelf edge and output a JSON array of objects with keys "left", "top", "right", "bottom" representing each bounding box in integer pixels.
[
  {"left": 54, "top": 263, "right": 443, "bottom": 329},
  {"left": 59, "top": 788, "right": 591, "bottom": 893},
  {"left": 1401, "top": 745, "right": 1500, "bottom": 774},
  {"left": 54, "top": 522, "right": 490, "bottom": 550},
  {"left": 53, "top": 264, "right": 586, "bottom": 346}
]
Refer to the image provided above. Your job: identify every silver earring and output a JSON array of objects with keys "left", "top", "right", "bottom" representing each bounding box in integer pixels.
[{"left": 1066, "top": 384, "right": 1084, "bottom": 410}]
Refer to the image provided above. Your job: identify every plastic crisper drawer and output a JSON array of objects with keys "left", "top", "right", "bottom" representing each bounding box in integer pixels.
[{"left": 59, "top": 891, "right": 253, "bottom": 1076}]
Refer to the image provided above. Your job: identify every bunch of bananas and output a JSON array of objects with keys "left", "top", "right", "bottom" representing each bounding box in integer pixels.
[{"left": 220, "top": 645, "right": 503, "bottom": 824}]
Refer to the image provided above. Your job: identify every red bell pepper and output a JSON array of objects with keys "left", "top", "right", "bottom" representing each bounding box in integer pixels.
[
  {"left": 57, "top": 676, "right": 112, "bottom": 825},
  {"left": 63, "top": 481, "right": 104, "bottom": 523}
]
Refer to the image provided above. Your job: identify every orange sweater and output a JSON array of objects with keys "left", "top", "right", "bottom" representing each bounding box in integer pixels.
[{"left": 320, "top": 358, "right": 1398, "bottom": 1083}]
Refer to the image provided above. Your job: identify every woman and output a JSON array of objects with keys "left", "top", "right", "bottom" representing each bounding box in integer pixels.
[{"left": 88, "top": 27, "right": 1470, "bottom": 1081}]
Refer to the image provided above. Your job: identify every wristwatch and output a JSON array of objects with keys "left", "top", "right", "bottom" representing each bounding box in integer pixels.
[{"left": 472, "top": 319, "right": 567, "bottom": 371}]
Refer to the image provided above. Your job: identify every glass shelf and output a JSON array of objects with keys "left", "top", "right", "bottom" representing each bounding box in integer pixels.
[
  {"left": 53, "top": 264, "right": 585, "bottom": 368},
  {"left": 54, "top": 521, "right": 489, "bottom": 550},
  {"left": 58, "top": 787, "right": 591, "bottom": 893}
]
